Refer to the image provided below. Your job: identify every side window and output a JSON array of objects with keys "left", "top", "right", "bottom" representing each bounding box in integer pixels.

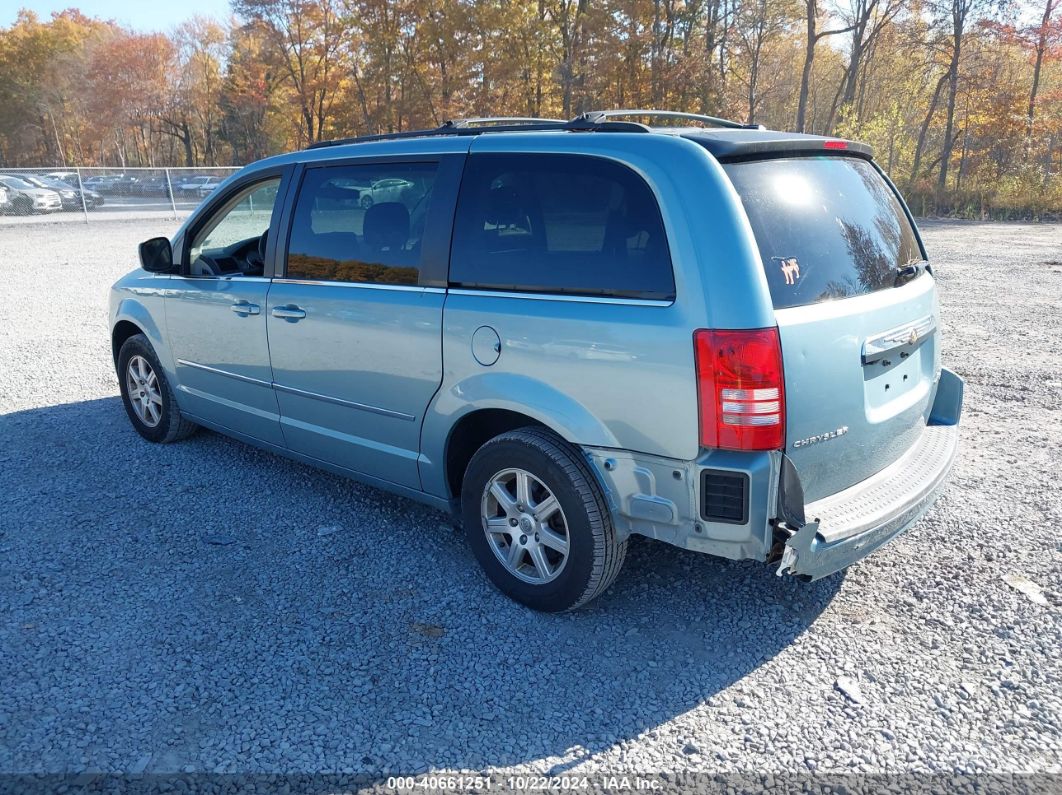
[
  {"left": 188, "top": 178, "right": 281, "bottom": 277},
  {"left": 285, "top": 163, "right": 438, "bottom": 285},
  {"left": 450, "top": 154, "right": 675, "bottom": 300}
]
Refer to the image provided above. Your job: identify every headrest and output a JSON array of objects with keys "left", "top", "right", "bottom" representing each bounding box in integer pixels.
[
  {"left": 485, "top": 185, "right": 530, "bottom": 230},
  {"left": 363, "top": 202, "right": 409, "bottom": 249}
]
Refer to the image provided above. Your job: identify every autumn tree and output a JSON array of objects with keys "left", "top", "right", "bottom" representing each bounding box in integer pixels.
[
  {"left": 219, "top": 21, "right": 286, "bottom": 161},
  {"left": 795, "top": 0, "right": 853, "bottom": 131},
  {"left": 233, "top": 0, "right": 347, "bottom": 144},
  {"left": 732, "top": 0, "right": 800, "bottom": 123},
  {"left": 1025, "top": 0, "right": 1059, "bottom": 152},
  {"left": 927, "top": 0, "right": 1007, "bottom": 194},
  {"left": 1, "top": 0, "right": 1059, "bottom": 217}
]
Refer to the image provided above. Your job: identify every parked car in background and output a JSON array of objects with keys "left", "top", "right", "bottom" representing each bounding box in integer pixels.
[
  {"left": 0, "top": 174, "right": 62, "bottom": 214},
  {"left": 0, "top": 183, "right": 9, "bottom": 212},
  {"left": 21, "top": 174, "right": 103, "bottom": 210},
  {"left": 358, "top": 176, "right": 414, "bottom": 208},
  {"left": 195, "top": 176, "right": 223, "bottom": 198},
  {"left": 111, "top": 110, "right": 963, "bottom": 612},
  {"left": 132, "top": 176, "right": 172, "bottom": 197},
  {"left": 44, "top": 171, "right": 81, "bottom": 185},
  {"left": 83, "top": 175, "right": 121, "bottom": 193},
  {"left": 176, "top": 175, "right": 216, "bottom": 197},
  {"left": 109, "top": 175, "right": 141, "bottom": 195}
]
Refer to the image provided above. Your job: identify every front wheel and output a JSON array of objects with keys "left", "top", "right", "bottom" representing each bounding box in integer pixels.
[
  {"left": 461, "top": 427, "right": 626, "bottom": 612},
  {"left": 117, "top": 334, "right": 198, "bottom": 443}
]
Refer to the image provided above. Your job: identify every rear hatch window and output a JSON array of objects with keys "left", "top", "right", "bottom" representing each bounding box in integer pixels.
[{"left": 723, "top": 157, "right": 921, "bottom": 309}]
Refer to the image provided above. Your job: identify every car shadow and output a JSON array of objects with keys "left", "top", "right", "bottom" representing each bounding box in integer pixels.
[{"left": 1, "top": 397, "right": 843, "bottom": 774}]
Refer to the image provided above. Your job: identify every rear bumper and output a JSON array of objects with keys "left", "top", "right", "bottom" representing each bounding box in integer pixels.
[{"left": 779, "top": 368, "right": 963, "bottom": 580}]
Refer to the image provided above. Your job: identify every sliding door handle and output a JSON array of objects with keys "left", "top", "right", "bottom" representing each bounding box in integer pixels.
[{"left": 272, "top": 305, "right": 306, "bottom": 321}]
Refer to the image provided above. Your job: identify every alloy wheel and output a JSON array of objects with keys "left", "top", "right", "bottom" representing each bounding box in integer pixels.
[
  {"left": 481, "top": 468, "right": 570, "bottom": 584},
  {"left": 126, "top": 355, "right": 163, "bottom": 427}
]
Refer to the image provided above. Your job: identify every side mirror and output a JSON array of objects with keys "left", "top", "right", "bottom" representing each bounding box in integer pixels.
[{"left": 139, "top": 236, "right": 174, "bottom": 273}]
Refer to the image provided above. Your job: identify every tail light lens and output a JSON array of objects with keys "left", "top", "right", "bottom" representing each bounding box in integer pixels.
[{"left": 694, "top": 328, "right": 785, "bottom": 451}]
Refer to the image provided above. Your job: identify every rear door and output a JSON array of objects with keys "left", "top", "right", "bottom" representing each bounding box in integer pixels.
[
  {"left": 724, "top": 156, "right": 938, "bottom": 502},
  {"left": 438, "top": 149, "right": 695, "bottom": 468},
  {"left": 266, "top": 155, "right": 463, "bottom": 489}
]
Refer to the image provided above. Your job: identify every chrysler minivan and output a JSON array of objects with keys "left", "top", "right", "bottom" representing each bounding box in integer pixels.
[{"left": 110, "top": 110, "right": 963, "bottom": 611}]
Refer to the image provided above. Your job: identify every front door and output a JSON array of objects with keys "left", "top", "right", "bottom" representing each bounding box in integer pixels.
[
  {"left": 165, "top": 174, "right": 287, "bottom": 446},
  {"left": 266, "top": 156, "right": 462, "bottom": 489}
]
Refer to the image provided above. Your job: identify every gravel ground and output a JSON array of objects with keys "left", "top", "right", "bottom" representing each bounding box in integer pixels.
[{"left": 0, "top": 219, "right": 1060, "bottom": 784}]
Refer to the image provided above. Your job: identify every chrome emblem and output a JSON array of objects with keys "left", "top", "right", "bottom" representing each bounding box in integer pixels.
[
  {"left": 862, "top": 315, "right": 936, "bottom": 366},
  {"left": 793, "top": 426, "right": 849, "bottom": 448}
]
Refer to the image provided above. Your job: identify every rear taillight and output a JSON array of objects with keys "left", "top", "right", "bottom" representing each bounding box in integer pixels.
[{"left": 694, "top": 328, "right": 785, "bottom": 451}]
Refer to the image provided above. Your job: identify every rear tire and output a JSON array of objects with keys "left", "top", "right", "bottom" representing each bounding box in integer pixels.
[
  {"left": 461, "top": 426, "right": 626, "bottom": 612},
  {"left": 117, "top": 334, "right": 198, "bottom": 444}
]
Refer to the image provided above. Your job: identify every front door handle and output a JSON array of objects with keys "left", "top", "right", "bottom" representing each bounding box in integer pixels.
[
  {"left": 272, "top": 305, "right": 306, "bottom": 321},
  {"left": 230, "top": 300, "right": 260, "bottom": 316}
]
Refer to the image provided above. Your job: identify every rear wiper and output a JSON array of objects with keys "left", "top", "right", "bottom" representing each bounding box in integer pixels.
[{"left": 894, "top": 259, "right": 931, "bottom": 287}]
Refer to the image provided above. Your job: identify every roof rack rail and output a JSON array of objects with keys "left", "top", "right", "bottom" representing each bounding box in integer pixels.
[
  {"left": 446, "top": 117, "right": 565, "bottom": 128},
  {"left": 576, "top": 109, "right": 764, "bottom": 130},
  {"left": 305, "top": 115, "right": 650, "bottom": 149},
  {"left": 304, "top": 109, "right": 764, "bottom": 150}
]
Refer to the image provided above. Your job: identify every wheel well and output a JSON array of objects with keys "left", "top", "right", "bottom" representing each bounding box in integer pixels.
[
  {"left": 445, "top": 409, "right": 545, "bottom": 499},
  {"left": 111, "top": 320, "right": 143, "bottom": 367}
]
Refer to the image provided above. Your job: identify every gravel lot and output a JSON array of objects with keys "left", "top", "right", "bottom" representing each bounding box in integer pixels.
[{"left": 0, "top": 219, "right": 1060, "bottom": 784}]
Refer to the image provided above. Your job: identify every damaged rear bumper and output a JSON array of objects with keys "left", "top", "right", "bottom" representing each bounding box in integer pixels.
[{"left": 777, "top": 368, "right": 963, "bottom": 581}]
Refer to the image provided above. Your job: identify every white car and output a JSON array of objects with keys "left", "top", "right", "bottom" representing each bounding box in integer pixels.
[
  {"left": 44, "top": 171, "right": 81, "bottom": 186},
  {"left": 195, "top": 177, "right": 223, "bottom": 198},
  {"left": 0, "top": 175, "right": 62, "bottom": 214},
  {"left": 358, "top": 177, "right": 414, "bottom": 208},
  {"left": 176, "top": 175, "right": 222, "bottom": 197}
]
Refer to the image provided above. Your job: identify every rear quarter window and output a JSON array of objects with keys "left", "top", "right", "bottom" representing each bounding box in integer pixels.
[
  {"left": 724, "top": 157, "right": 922, "bottom": 310},
  {"left": 450, "top": 153, "right": 675, "bottom": 301}
]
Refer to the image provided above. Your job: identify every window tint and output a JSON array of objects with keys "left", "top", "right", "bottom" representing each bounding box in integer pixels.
[
  {"left": 450, "top": 154, "right": 674, "bottom": 300},
  {"left": 285, "top": 163, "right": 437, "bottom": 285},
  {"left": 723, "top": 157, "right": 921, "bottom": 310}
]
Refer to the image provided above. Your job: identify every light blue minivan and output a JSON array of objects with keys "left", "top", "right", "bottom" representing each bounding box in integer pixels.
[{"left": 111, "top": 110, "right": 963, "bottom": 611}]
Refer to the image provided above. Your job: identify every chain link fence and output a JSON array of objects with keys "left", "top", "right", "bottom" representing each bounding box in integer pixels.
[{"left": 0, "top": 166, "right": 241, "bottom": 226}]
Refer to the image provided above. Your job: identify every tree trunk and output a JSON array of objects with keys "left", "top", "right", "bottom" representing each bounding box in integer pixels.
[
  {"left": 839, "top": 11, "right": 869, "bottom": 112},
  {"left": 701, "top": 0, "right": 723, "bottom": 112},
  {"left": 1025, "top": 0, "right": 1056, "bottom": 156},
  {"left": 956, "top": 116, "right": 970, "bottom": 191},
  {"left": 796, "top": 2, "right": 818, "bottom": 132},
  {"left": 911, "top": 73, "right": 947, "bottom": 183},
  {"left": 936, "top": 16, "right": 963, "bottom": 195},
  {"left": 555, "top": 0, "right": 588, "bottom": 117},
  {"left": 651, "top": 0, "right": 663, "bottom": 105}
]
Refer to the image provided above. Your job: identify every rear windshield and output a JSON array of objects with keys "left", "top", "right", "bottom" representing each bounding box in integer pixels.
[{"left": 724, "top": 157, "right": 921, "bottom": 310}]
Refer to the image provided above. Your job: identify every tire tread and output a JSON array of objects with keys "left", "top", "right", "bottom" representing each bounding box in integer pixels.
[
  {"left": 118, "top": 334, "right": 198, "bottom": 444},
  {"left": 472, "top": 426, "right": 626, "bottom": 610}
]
